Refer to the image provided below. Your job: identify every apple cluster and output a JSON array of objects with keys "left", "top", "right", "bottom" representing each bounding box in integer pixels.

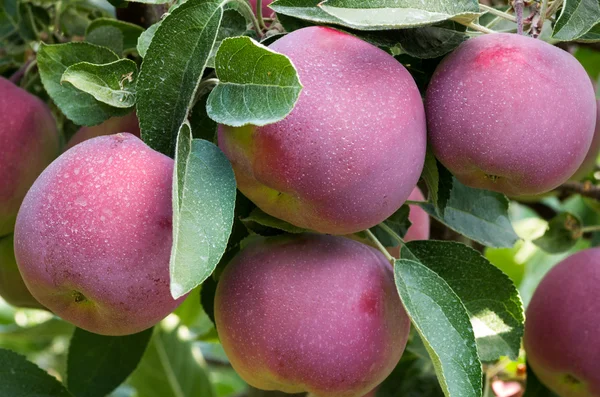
[{"left": 1, "top": 15, "right": 599, "bottom": 397}]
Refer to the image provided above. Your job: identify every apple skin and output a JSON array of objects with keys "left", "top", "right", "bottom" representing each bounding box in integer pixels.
[
  {"left": 0, "top": 234, "right": 44, "bottom": 310},
  {"left": 14, "top": 133, "right": 185, "bottom": 336},
  {"left": 218, "top": 26, "right": 427, "bottom": 235},
  {"left": 215, "top": 234, "right": 410, "bottom": 397},
  {"left": 426, "top": 33, "right": 597, "bottom": 196},
  {"left": 66, "top": 111, "right": 140, "bottom": 150},
  {"left": 570, "top": 100, "right": 600, "bottom": 181},
  {"left": 524, "top": 247, "right": 600, "bottom": 397},
  {"left": 0, "top": 77, "right": 59, "bottom": 237},
  {"left": 249, "top": 0, "right": 273, "bottom": 17}
]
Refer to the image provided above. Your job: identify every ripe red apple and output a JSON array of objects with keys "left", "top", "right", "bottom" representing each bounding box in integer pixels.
[
  {"left": 0, "top": 77, "right": 59, "bottom": 237},
  {"left": 0, "top": 234, "right": 43, "bottom": 310},
  {"left": 218, "top": 26, "right": 427, "bottom": 235},
  {"left": 426, "top": 33, "right": 597, "bottom": 196},
  {"left": 215, "top": 234, "right": 410, "bottom": 397},
  {"left": 14, "top": 134, "right": 184, "bottom": 336},
  {"left": 524, "top": 247, "right": 600, "bottom": 397},
  {"left": 66, "top": 112, "right": 140, "bottom": 150},
  {"left": 570, "top": 99, "right": 600, "bottom": 180}
]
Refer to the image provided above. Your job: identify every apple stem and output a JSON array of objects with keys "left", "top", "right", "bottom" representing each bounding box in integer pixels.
[
  {"left": 546, "top": 0, "right": 564, "bottom": 18},
  {"left": 479, "top": 4, "right": 517, "bottom": 22},
  {"left": 581, "top": 225, "right": 600, "bottom": 233},
  {"left": 514, "top": 0, "right": 525, "bottom": 35},
  {"left": 365, "top": 229, "right": 395, "bottom": 264}
]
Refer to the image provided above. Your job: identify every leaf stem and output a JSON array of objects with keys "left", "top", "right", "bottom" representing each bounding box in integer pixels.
[
  {"left": 479, "top": 4, "right": 517, "bottom": 22},
  {"left": 463, "top": 22, "right": 498, "bottom": 34},
  {"left": 256, "top": 0, "right": 267, "bottom": 30},
  {"left": 229, "top": 0, "right": 263, "bottom": 38},
  {"left": 546, "top": 0, "right": 564, "bottom": 18},
  {"left": 378, "top": 223, "right": 405, "bottom": 246},
  {"left": 555, "top": 181, "right": 600, "bottom": 201},
  {"left": 365, "top": 229, "right": 395, "bottom": 263}
]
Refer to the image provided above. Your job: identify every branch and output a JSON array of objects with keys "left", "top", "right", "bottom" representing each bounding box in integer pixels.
[
  {"left": 556, "top": 181, "right": 600, "bottom": 201},
  {"left": 514, "top": 0, "right": 525, "bottom": 35}
]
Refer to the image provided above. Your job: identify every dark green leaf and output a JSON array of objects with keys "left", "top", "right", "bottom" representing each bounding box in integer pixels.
[
  {"left": 533, "top": 212, "right": 583, "bottom": 254},
  {"left": 137, "top": 0, "right": 223, "bottom": 155},
  {"left": 0, "top": 348, "right": 72, "bottom": 397},
  {"left": 524, "top": 360, "right": 559, "bottom": 397},
  {"left": 396, "top": 21, "right": 466, "bottom": 59},
  {"left": 86, "top": 18, "right": 144, "bottom": 54},
  {"left": 552, "top": 0, "right": 600, "bottom": 41},
  {"left": 419, "top": 178, "right": 519, "bottom": 248},
  {"left": 200, "top": 277, "right": 218, "bottom": 325},
  {"left": 318, "top": 0, "right": 481, "bottom": 30},
  {"left": 37, "top": 42, "right": 130, "bottom": 126},
  {"left": 190, "top": 93, "right": 218, "bottom": 142},
  {"left": 371, "top": 205, "right": 411, "bottom": 247},
  {"left": 394, "top": 256, "right": 482, "bottom": 397},
  {"left": 128, "top": 325, "right": 214, "bottom": 397},
  {"left": 207, "top": 36, "right": 303, "bottom": 127},
  {"left": 61, "top": 59, "right": 137, "bottom": 108},
  {"left": 241, "top": 207, "right": 308, "bottom": 234},
  {"left": 67, "top": 327, "right": 153, "bottom": 397},
  {"left": 406, "top": 240, "right": 524, "bottom": 362},
  {"left": 377, "top": 347, "right": 443, "bottom": 397},
  {"left": 170, "top": 123, "right": 236, "bottom": 298}
]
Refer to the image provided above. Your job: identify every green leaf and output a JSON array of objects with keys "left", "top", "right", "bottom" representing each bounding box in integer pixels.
[
  {"left": 394, "top": 256, "right": 482, "bottom": 397},
  {"left": 533, "top": 212, "right": 583, "bottom": 254},
  {"left": 128, "top": 325, "right": 214, "bottom": 397},
  {"left": 200, "top": 277, "right": 218, "bottom": 325},
  {"left": 207, "top": 36, "right": 303, "bottom": 127},
  {"left": 86, "top": 18, "right": 145, "bottom": 54},
  {"left": 136, "top": 0, "right": 223, "bottom": 155},
  {"left": 318, "top": 0, "right": 481, "bottom": 30},
  {"left": 574, "top": 46, "right": 600, "bottom": 79},
  {"left": 0, "top": 348, "right": 73, "bottom": 397},
  {"left": 371, "top": 205, "right": 411, "bottom": 247},
  {"left": 418, "top": 178, "right": 519, "bottom": 248},
  {"left": 241, "top": 207, "right": 308, "bottom": 234},
  {"left": 190, "top": 92, "right": 218, "bottom": 142},
  {"left": 67, "top": 327, "right": 153, "bottom": 397},
  {"left": 552, "top": 0, "right": 600, "bottom": 41},
  {"left": 37, "top": 42, "right": 130, "bottom": 126},
  {"left": 171, "top": 124, "right": 236, "bottom": 299},
  {"left": 137, "top": 23, "right": 159, "bottom": 58},
  {"left": 419, "top": 150, "right": 453, "bottom": 214},
  {"left": 207, "top": 9, "right": 249, "bottom": 68},
  {"left": 61, "top": 59, "right": 137, "bottom": 108},
  {"left": 270, "top": 0, "right": 346, "bottom": 26},
  {"left": 406, "top": 240, "right": 524, "bottom": 362},
  {"left": 577, "top": 23, "right": 600, "bottom": 42},
  {"left": 377, "top": 348, "right": 443, "bottom": 397},
  {"left": 524, "top": 361, "right": 560, "bottom": 397}
]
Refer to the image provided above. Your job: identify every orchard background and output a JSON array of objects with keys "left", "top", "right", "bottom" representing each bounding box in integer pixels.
[{"left": 1, "top": 0, "right": 600, "bottom": 396}]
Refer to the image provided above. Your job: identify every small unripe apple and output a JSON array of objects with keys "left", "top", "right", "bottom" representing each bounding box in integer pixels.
[
  {"left": 426, "top": 33, "right": 597, "bottom": 196},
  {"left": 218, "top": 26, "right": 427, "bottom": 235},
  {"left": 66, "top": 112, "right": 140, "bottom": 150},
  {"left": 0, "top": 77, "right": 59, "bottom": 237},
  {"left": 14, "top": 134, "right": 184, "bottom": 336},
  {"left": 0, "top": 234, "right": 43, "bottom": 310},
  {"left": 215, "top": 234, "right": 410, "bottom": 397},
  {"left": 524, "top": 247, "right": 600, "bottom": 397}
]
